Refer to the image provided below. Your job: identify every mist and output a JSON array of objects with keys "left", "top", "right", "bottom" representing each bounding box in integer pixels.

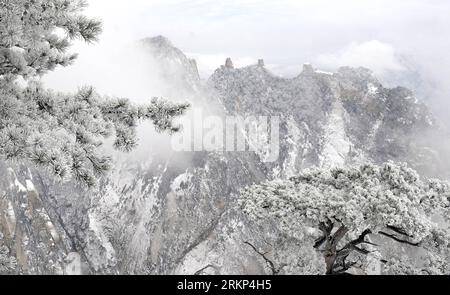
[
  {"left": 4, "top": 0, "right": 450, "bottom": 276},
  {"left": 40, "top": 0, "right": 450, "bottom": 171},
  {"left": 42, "top": 0, "right": 450, "bottom": 126}
]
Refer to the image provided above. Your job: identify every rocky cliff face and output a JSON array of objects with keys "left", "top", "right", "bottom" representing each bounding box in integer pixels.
[
  {"left": 138, "top": 35, "right": 202, "bottom": 96},
  {"left": 209, "top": 62, "right": 434, "bottom": 174},
  {"left": 0, "top": 37, "right": 443, "bottom": 274}
]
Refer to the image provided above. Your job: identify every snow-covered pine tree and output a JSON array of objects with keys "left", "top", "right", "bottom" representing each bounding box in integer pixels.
[
  {"left": 240, "top": 162, "right": 450, "bottom": 275},
  {"left": 0, "top": 0, "right": 189, "bottom": 186}
]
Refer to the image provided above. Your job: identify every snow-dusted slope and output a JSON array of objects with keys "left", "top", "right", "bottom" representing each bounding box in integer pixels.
[
  {"left": 138, "top": 35, "right": 202, "bottom": 95},
  {"left": 208, "top": 62, "right": 435, "bottom": 172},
  {"left": 0, "top": 37, "right": 441, "bottom": 274}
]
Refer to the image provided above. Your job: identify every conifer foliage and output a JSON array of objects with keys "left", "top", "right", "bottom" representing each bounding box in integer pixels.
[
  {"left": 0, "top": 0, "right": 189, "bottom": 186},
  {"left": 0, "top": 233, "right": 17, "bottom": 274},
  {"left": 240, "top": 162, "right": 450, "bottom": 274}
]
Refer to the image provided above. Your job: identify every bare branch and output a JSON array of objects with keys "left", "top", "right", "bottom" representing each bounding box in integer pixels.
[
  {"left": 194, "top": 264, "right": 216, "bottom": 275},
  {"left": 313, "top": 235, "right": 327, "bottom": 248},
  {"left": 378, "top": 231, "right": 420, "bottom": 246},
  {"left": 352, "top": 246, "right": 371, "bottom": 255},
  {"left": 386, "top": 225, "right": 413, "bottom": 237},
  {"left": 338, "top": 229, "right": 374, "bottom": 253},
  {"left": 244, "top": 241, "right": 281, "bottom": 275}
]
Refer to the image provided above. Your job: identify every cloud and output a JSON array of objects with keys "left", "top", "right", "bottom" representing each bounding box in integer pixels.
[
  {"left": 43, "top": 0, "right": 450, "bottom": 125},
  {"left": 314, "top": 40, "right": 405, "bottom": 76},
  {"left": 186, "top": 40, "right": 410, "bottom": 79}
]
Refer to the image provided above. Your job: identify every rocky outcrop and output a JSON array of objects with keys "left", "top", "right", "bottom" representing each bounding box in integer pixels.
[
  {"left": 225, "top": 57, "right": 234, "bottom": 69},
  {"left": 0, "top": 36, "right": 442, "bottom": 274}
]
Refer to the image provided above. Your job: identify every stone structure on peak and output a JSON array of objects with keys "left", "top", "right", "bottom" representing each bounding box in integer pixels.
[
  {"left": 302, "top": 63, "right": 314, "bottom": 74},
  {"left": 225, "top": 57, "right": 234, "bottom": 69}
]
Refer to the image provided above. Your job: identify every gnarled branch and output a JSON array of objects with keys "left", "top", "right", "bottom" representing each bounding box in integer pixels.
[
  {"left": 378, "top": 231, "right": 420, "bottom": 246},
  {"left": 244, "top": 241, "right": 281, "bottom": 275},
  {"left": 386, "top": 225, "right": 413, "bottom": 237}
]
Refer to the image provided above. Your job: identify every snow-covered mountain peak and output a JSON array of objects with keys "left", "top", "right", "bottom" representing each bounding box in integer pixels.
[
  {"left": 0, "top": 36, "right": 444, "bottom": 275},
  {"left": 138, "top": 35, "right": 201, "bottom": 95},
  {"left": 141, "top": 35, "right": 173, "bottom": 48}
]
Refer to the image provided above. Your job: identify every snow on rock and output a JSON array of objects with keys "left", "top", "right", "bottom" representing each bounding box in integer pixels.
[
  {"left": 5, "top": 201, "right": 16, "bottom": 235},
  {"left": 64, "top": 252, "right": 82, "bottom": 275},
  {"left": 87, "top": 212, "right": 116, "bottom": 263},
  {"left": 0, "top": 36, "right": 439, "bottom": 275},
  {"left": 319, "top": 100, "right": 351, "bottom": 168},
  {"left": 170, "top": 171, "right": 193, "bottom": 195},
  {"left": 25, "top": 179, "right": 35, "bottom": 192},
  {"left": 282, "top": 116, "right": 304, "bottom": 177},
  {"left": 7, "top": 168, "right": 27, "bottom": 192},
  {"left": 367, "top": 82, "right": 379, "bottom": 95},
  {"left": 314, "top": 69, "right": 333, "bottom": 75}
]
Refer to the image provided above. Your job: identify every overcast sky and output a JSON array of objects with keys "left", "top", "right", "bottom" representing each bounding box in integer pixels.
[{"left": 44, "top": 0, "right": 450, "bottom": 122}]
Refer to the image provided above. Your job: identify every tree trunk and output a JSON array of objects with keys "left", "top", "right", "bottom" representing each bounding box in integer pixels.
[{"left": 322, "top": 225, "right": 348, "bottom": 274}]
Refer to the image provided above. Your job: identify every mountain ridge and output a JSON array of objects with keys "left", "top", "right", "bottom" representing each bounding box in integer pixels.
[{"left": 0, "top": 36, "right": 445, "bottom": 274}]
